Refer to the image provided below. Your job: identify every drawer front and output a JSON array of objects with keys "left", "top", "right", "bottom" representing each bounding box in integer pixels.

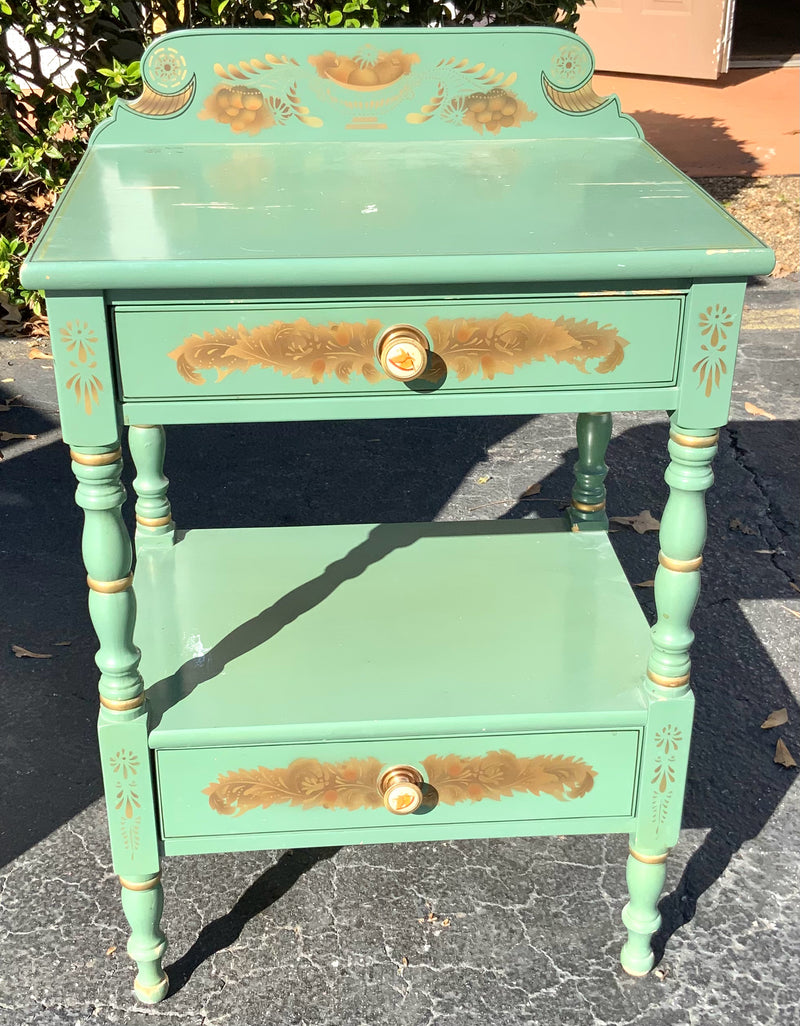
[
  {"left": 156, "top": 730, "right": 640, "bottom": 840},
  {"left": 116, "top": 296, "right": 681, "bottom": 402}
]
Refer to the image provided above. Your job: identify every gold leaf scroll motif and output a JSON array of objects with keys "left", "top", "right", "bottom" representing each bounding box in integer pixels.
[
  {"left": 405, "top": 57, "right": 534, "bottom": 134},
  {"left": 170, "top": 315, "right": 628, "bottom": 387},
  {"left": 203, "top": 750, "right": 597, "bottom": 816},
  {"left": 408, "top": 86, "right": 535, "bottom": 135},
  {"left": 170, "top": 319, "right": 385, "bottom": 386},
  {"left": 128, "top": 81, "right": 195, "bottom": 118},
  {"left": 542, "top": 78, "right": 609, "bottom": 114},
  {"left": 427, "top": 314, "right": 627, "bottom": 381}
]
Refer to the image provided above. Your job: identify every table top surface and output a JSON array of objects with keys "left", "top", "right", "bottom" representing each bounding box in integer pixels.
[
  {"left": 22, "top": 27, "right": 773, "bottom": 292},
  {"left": 26, "top": 138, "right": 773, "bottom": 290}
]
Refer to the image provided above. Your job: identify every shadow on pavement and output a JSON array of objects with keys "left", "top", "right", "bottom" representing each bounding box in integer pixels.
[{"left": 165, "top": 846, "right": 340, "bottom": 996}]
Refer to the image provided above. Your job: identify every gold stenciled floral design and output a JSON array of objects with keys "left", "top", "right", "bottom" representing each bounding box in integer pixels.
[
  {"left": 110, "top": 749, "right": 142, "bottom": 857},
  {"left": 203, "top": 749, "right": 597, "bottom": 816},
  {"left": 650, "top": 725, "right": 683, "bottom": 833},
  {"left": 550, "top": 44, "right": 590, "bottom": 87},
  {"left": 541, "top": 41, "right": 612, "bottom": 118},
  {"left": 146, "top": 44, "right": 189, "bottom": 90},
  {"left": 169, "top": 314, "right": 628, "bottom": 387},
  {"left": 198, "top": 53, "right": 323, "bottom": 135},
  {"left": 60, "top": 320, "right": 103, "bottom": 415},
  {"left": 309, "top": 45, "right": 419, "bottom": 90},
  {"left": 407, "top": 57, "right": 535, "bottom": 135},
  {"left": 694, "top": 304, "right": 732, "bottom": 396}
]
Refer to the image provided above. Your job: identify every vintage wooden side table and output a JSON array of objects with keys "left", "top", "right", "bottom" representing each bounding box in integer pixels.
[{"left": 22, "top": 27, "right": 774, "bottom": 1003}]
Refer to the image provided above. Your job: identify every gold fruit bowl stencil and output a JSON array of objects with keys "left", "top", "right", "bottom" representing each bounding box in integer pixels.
[{"left": 310, "top": 47, "right": 420, "bottom": 92}]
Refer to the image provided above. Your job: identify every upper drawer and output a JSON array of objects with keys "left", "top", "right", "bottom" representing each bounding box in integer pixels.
[{"left": 114, "top": 295, "right": 682, "bottom": 402}]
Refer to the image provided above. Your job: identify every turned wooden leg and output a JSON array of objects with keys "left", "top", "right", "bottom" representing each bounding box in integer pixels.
[
  {"left": 129, "top": 425, "right": 174, "bottom": 548},
  {"left": 621, "top": 423, "right": 716, "bottom": 975},
  {"left": 569, "top": 411, "right": 612, "bottom": 531},
  {"left": 621, "top": 848, "right": 668, "bottom": 975},
  {"left": 71, "top": 444, "right": 168, "bottom": 1003},
  {"left": 647, "top": 426, "right": 717, "bottom": 690},
  {"left": 120, "top": 875, "right": 169, "bottom": 1004}
]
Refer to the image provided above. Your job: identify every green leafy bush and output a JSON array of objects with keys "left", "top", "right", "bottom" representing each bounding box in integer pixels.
[{"left": 0, "top": 1, "right": 588, "bottom": 324}]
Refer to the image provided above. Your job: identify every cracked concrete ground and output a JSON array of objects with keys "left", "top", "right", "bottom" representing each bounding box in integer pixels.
[{"left": 1, "top": 275, "right": 798, "bottom": 1026}]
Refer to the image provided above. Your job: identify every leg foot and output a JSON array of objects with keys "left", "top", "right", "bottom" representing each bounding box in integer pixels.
[
  {"left": 620, "top": 847, "right": 668, "bottom": 977},
  {"left": 134, "top": 973, "right": 170, "bottom": 1005},
  {"left": 120, "top": 874, "right": 169, "bottom": 1004}
]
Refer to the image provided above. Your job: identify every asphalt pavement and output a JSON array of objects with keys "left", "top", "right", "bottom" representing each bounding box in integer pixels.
[{"left": 0, "top": 273, "right": 798, "bottom": 1026}]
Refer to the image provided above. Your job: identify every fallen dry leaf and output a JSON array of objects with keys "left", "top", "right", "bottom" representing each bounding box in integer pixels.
[
  {"left": 105, "top": 945, "right": 117, "bottom": 958},
  {"left": 653, "top": 966, "right": 670, "bottom": 981},
  {"left": 755, "top": 549, "right": 779, "bottom": 555},
  {"left": 27, "top": 314, "right": 49, "bottom": 338},
  {"left": 520, "top": 483, "right": 542, "bottom": 498},
  {"left": 53, "top": 640, "right": 72, "bottom": 647},
  {"left": 634, "top": 579, "right": 655, "bottom": 588},
  {"left": 790, "top": 582, "right": 800, "bottom": 593},
  {"left": 0, "top": 294, "right": 22, "bottom": 326},
  {"left": 476, "top": 475, "right": 491, "bottom": 485},
  {"left": 609, "top": 510, "right": 661, "bottom": 534},
  {"left": 0, "top": 431, "right": 37, "bottom": 441},
  {"left": 11, "top": 644, "right": 52, "bottom": 659},
  {"left": 744, "top": 401, "right": 776, "bottom": 420},
  {"left": 1, "top": 377, "right": 13, "bottom": 383},
  {"left": 761, "top": 708, "right": 789, "bottom": 729},
  {"left": 31, "top": 190, "right": 57, "bottom": 210},
  {"left": 774, "top": 739, "right": 798, "bottom": 769},
  {"left": 730, "top": 518, "right": 758, "bottom": 536},
  {"left": 27, "top": 346, "right": 53, "bottom": 361},
  {"left": 779, "top": 604, "right": 800, "bottom": 620}
]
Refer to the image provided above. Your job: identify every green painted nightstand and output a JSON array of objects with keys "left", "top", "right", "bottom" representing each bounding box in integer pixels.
[{"left": 22, "top": 27, "right": 774, "bottom": 1004}]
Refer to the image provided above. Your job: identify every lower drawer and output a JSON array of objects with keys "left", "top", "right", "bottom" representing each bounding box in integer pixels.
[{"left": 156, "top": 730, "right": 641, "bottom": 840}]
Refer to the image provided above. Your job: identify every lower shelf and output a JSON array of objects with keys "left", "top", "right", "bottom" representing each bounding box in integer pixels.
[
  {"left": 134, "top": 518, "right": 653, "bottom": 849},
  {"left": 137, "top": 519, "right": 652, "bottom": 749}
]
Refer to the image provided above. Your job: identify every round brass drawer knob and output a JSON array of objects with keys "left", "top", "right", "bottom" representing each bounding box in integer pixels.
[
  {"left": 376, "top": 325, "right": 429, "bottom": 382},
  {"left": 378, "top": 765, "right": 424, "bottom": 815}
]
